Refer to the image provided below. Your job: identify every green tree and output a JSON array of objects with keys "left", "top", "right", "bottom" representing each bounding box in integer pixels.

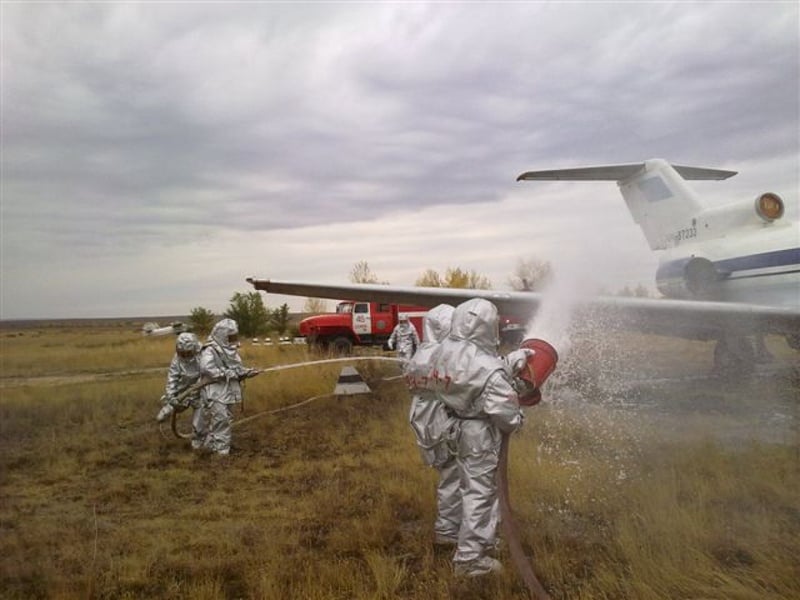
[
  {"left": 507, "top": 257, "right": 553, "bottom": 291},
  {"left": 224, "top": 292, "right": 271, "bottom": 338},
  {"left": 188, "top": 306, "right": 215, "bottom": 337},
  {"left": 272, "top": 303, "right": 291, "bottom": 336}
]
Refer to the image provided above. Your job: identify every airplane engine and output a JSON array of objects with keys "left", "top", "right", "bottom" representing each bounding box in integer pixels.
[
  {"left": 754, "top": 192, "right": 784, "bottom": 222},
  {"left": 656, "top": 256, "right": 722, "bottom": 300}
]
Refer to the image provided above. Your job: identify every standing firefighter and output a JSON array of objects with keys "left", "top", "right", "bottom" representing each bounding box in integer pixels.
[
  {"left": 199, "top": 319, "right": 259, "bottom": 456},
  {"left": 419, "top": 298, "right": 524, "bottom": 577},
  {"left": 387, "top": 313, "right": 421, "bottom": 361},
  {"left": 156, "top": 332, "right": 205, "bottom": 450},
  {"left": 404, "top": 304, "right": 461, "bottom": 545}
]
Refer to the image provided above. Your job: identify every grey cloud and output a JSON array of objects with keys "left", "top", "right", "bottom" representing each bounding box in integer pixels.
[{"left": 1, "top": 2, "right": 797, "bottom": 318}]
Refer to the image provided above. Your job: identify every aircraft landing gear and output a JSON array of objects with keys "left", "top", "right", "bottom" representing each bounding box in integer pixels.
[{"left": 713, "top": 335, "right": 756, "bottom": 376}]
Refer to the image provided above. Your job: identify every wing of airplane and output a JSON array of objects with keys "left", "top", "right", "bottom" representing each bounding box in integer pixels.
[
  {"left": 246, "top": 278, "right": 800, "bottom": 353},
  {"left": 247, "top": 159, "right": 799, "bottom": 373}
]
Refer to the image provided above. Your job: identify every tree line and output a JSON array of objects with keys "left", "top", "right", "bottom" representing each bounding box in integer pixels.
[
  {"left": 190, "top": 258, "right": 653, "bottom": 338},
  {"left": 188, "top": 293, "right": 291, "bottom": 339}
]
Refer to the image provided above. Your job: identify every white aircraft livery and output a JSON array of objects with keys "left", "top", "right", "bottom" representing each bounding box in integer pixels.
[
  {"left": 248, "top": 159, "right": 799, "bottom": 373},
  {"left": 516, "top": 158, "right": 799, "bottom": 311}
]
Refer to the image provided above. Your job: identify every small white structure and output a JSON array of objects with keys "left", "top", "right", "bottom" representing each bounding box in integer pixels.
[{"left": 333, "top": 367, "right": 371, "bottom": 396}]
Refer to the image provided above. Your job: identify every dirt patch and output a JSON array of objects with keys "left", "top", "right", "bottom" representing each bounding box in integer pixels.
[{"left": 0, "top": 368, "right": 164, "bottom": 389}]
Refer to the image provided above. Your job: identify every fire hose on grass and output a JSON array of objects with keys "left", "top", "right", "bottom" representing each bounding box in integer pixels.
[
  {"left": 496, "top": 338, "right": 559, "bottom": 600},
  {"left": 165, "top": 356, "right": 404, "bottom": 439},
  {"left": 162, "top": 345, "right": 558, "bottom": 598},
  {"left": 498, "top": 432, "right": 551, "bottom": 600}
]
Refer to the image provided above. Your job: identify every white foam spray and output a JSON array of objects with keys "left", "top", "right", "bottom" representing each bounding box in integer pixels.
[{"left": 522, "top": 254, "right": 601, "bottom": 357}]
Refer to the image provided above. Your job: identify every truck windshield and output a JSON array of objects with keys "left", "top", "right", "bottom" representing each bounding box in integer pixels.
[{"left": 336, "top": 302, "right": 354, "bottom": 314}]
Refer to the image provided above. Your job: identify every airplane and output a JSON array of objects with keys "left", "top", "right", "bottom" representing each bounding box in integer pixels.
[
  {"left": 141, "top": 321, "right": 191, "bottom": 337},
  {"left": 247, "top": 159, "right": 799, "bottom": 373}
]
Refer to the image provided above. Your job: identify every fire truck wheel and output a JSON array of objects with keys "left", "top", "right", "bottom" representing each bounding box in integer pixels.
[{"left": 331, "top": 336, "right": 353, "bottom": 355}]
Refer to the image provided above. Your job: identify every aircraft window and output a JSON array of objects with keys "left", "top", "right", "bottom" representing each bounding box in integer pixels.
[
  {"left": 637, "top": 176, "right": 672, "bottom": 202},
  {"left": 354, "top": 303, "right": 369, "bottom": 314}
]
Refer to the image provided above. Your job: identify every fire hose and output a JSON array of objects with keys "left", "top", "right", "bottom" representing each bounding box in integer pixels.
[
  {"left": 162, "top": 352, "right": 554, "bottom": 597},
  {"left": 498, "top": 432, "right": 551, "bottom": 600},
  {"left": 165, "top": 356, "right": 404, "bottom": 439},
  {"left": 497, "top": 338, "right": 558, "bottom": 598}
]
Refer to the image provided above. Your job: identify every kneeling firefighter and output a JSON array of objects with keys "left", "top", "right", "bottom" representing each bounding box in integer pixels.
[
  {"left": 417, "top": 297, "right": 525, "bottom": 577},
  {"left": 156, "top": 332, "right": 205, "bottom": 449}
]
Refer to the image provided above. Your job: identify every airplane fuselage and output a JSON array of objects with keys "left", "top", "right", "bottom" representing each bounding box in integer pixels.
[{"left": 657, "top": 221, "right": 800, "bottom": 309}]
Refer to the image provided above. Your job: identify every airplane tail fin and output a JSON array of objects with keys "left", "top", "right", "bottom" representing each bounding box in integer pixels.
[{"left": 517, "top": 158, "right": 737, "bottom": 250}]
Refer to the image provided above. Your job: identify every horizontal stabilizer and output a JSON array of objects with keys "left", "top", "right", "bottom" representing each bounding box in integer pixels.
[{"left": 517, "top": 162, "right": 737, "bottom": 182}]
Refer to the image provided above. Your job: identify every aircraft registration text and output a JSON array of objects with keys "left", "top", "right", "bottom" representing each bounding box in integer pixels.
[{"left": 673, "top": 226, "right": 697, "bottom": 243}]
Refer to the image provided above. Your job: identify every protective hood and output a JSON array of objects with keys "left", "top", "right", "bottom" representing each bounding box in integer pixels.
[
  {"left": 423, "top": 298, "right": 506, "bottom": 417},
  {"left": 403, "top": 304, "right": 452, "bottom": 387},
  {"left": 449, "top": 298, "right": 499, "bottom": 353},
  {"left": 176, "top": 332, "right": 201, "bottom": 354},
  {"left": 423, "top": 304, "right": 454, "bottom": 343},
  {"left": 210, "top": 319, "right": 239, "bottom": 349}
]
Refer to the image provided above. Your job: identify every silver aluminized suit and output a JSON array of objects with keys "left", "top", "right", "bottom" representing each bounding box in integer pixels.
[
  {"left": 388, "top": 316, "right": 421, "bottom": 361},
  {"left": 404, "top": 304, "right": 460, "bottom": 543},
  {"left": 418, "top": 298, "right": 523, "bottom": 573},
  {"left": 157, "top": 333, "right": 205, "bottom": 449},
  {"left": 199, "top": 319, "right": 253, "bottom": 455}
]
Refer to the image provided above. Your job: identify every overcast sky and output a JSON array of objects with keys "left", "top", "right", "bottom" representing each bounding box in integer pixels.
[{"left": 2, "top": 1, "right": 798, "bottom": 319}]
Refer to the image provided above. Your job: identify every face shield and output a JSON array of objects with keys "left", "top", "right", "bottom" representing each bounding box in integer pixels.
[{"left": 210, "top": 319, "right": 240, "bottom": 348}]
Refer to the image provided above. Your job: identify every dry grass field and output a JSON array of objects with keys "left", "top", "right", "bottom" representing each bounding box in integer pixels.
[{"left": 1, "top": 322, "right": 798, "bottom": 599}]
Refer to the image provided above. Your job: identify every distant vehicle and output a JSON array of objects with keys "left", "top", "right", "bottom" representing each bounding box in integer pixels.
[
  {"left": 248, "top": 159, "right": 799, "bottom": 373},
  {"left": 142, "top": 321, "right": 190, "bottom": 337},
  {"left": 298, "top": 301, "right": 425, "bottom": 354},
  {"left": 297, "top": 300, "right": 525, "bottom": 354}
]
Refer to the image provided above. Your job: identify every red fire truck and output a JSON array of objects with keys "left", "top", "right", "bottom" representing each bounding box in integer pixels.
[
  {"left": 298, "top": 301, "right": 425, "bottom": 354},
  {"left": 298, "top": 300, "right": 525, "bottom": 353}
]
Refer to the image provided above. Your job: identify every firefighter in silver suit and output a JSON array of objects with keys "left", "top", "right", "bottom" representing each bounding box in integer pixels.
[
  {"left": 404, "top": 304, "right": 461, "bottom": 546},
  {"left": 156, "top": 332, "right": 206, "bottom": 449},
  {"left": 199, "top": 319, "right": 258, "bottom": 455},
  {"left": 387, "top": 313, "right": 421, "bottom": 361},
  {"left": 420, "top": 298, "right": 524, "bottom": 577}
]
